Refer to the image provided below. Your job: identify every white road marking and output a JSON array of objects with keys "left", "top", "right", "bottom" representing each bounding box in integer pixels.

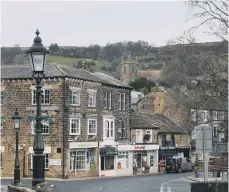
[
  {"left": 167, "top": 187, "right": 171, "bottom": 192},
  {"left": 98, "top": 181, "right": 114, "bottom": 191},
  {"left": 98, "top": 186, "right": 104, "bottom": 191},
  {"left": 160, "top": 186, "right": 163, "bottom": 192}
]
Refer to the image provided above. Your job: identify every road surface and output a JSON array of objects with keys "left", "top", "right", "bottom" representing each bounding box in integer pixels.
[{"left": 1, "top": 172, "right": 193, "bottom": 192}]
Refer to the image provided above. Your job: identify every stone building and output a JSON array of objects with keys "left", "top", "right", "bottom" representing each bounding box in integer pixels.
[
  {"left": 130, "top": 111, "right": 159, "bottom": 174},
  {"left": 136, "top": 86, "right": 191, "bottom": 159},
  {"left": 120, "top": 56, "right": 161, "bottom": 85},
  {"left": 0, "top": 64, "right": 132, "bottom": 179}
]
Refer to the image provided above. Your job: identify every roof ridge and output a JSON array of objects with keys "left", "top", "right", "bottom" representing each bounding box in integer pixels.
[
  {"left": 135, "top": 112, "right": 158, "bottom": 128},
  {"left": 51, "top": 63, "right": 67, "bottom": 76}
]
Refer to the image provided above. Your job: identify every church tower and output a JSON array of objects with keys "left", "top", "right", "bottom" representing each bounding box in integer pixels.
[{"left": 120, "top": 54, "right": 137, "bottom": 85}]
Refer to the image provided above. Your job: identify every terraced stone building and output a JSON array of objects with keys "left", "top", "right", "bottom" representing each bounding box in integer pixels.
[{"left": 0, "top": 64, "right": 132, "bottom": 179}]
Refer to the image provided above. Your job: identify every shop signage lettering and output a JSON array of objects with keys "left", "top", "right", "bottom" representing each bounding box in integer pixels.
[
  {"left": 69, "top": 142, "right": 98, "bottom": 149},
  {"left": 49, "top": 159, "right": 61, "bottom": 166},
  {"left": 135, "top": 146, "right": 145, "bottom": 150}
]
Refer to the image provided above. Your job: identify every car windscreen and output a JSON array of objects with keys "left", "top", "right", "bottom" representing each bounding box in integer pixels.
[{"left": 166, "top": 158, "right": 176, "bottom": 165}]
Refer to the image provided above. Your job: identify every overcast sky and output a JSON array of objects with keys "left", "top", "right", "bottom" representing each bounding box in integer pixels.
[{"left": 1, "top": 1, "right": 220, "bottom": 47}]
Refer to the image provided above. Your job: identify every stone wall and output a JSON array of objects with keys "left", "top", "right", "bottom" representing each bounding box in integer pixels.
[{"left": 1, "top": 77, "right": 132, "bottom": 179}]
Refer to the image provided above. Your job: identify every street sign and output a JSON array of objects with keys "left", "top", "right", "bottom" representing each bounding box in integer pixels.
[
  {"left": 195, "top": 125, "right": 212, "bottom": 153},
  {"left": 209, "top": 156, "right": 228, "bottom": 171}
]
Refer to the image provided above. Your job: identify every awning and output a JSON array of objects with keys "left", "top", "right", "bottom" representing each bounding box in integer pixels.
[{"left": 100, "top": 146, "right": 118, "bottom": 156}]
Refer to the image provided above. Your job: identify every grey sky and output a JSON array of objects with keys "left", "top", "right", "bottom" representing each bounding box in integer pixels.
[{"left": 1, "top": 1, "right": 220, "bottom": 47}]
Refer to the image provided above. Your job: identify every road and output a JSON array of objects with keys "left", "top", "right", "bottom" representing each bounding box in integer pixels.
[{"left": 1, "top": 172, "right": 193, "bottom": 192}]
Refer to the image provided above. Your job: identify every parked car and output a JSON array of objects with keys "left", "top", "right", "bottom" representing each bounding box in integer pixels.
[{"left": 165, "top": 156, "right": 194, "bottom": 173}]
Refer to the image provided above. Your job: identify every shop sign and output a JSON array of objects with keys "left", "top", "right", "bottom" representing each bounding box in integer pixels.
[
  {"left": 135, "top": 146, "right": 146, "bottom": 150},
  {"left": 209, "top": 156, "right": 228, "bottom": 171},
  {"left": 69, "top": 142, "right": 98, "bottom": 149},
  {"left": 50, "top": 159, "right": 61, "bottom": 166}
]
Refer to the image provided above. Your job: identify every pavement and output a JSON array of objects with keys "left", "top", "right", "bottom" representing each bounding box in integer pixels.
[
  {"left": 185, "top": 175, "right": 223, "bottom": 182},
  {"left": 1, "top": 172, "right": 194, "bottom": 192}
]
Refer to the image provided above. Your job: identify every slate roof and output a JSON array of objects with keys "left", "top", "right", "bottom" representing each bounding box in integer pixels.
[
  {"left": 1, "top": 64, "right": 132, "bottom": 89},
  {"left": 131, "top": 111, "right": 158, "bottom": 129},
  {"left": 140, "top": 114, "right": 184, "bottom": 134}
]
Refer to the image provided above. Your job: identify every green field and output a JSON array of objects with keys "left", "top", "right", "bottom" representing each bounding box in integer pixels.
[{"left": 46, "top": 55, "right": 110, "bottom": 72}]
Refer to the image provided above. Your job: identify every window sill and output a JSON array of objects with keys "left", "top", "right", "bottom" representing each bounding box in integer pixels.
[
  {"left": 31, "top": 133, "right": 50, "bottom": 135},
  {"left": 88, "top": 106, "right": 96, "bottom": 108},
  {"left": 70, "top": 104, "right": 81, "bottom": 107},
  {"left": 70, "top": 134, "right": 80, "bottom": 136},
  {"left": 88, "top": 134, "right": 97, "bottom": 136},
  {"left": 30, "top": 169, "right": 49, "bottom": 171}
]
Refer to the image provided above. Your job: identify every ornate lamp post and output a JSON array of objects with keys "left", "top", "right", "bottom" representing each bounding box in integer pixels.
[
  {"left": 12, "top": 108, "right": 22, "bottom": 185},
  {"left": 26, "top": 30, "right": 49, "bottom": 187}
]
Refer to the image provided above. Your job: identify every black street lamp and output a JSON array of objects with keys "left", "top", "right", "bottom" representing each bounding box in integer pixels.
[
  {"left": 12, "top": 108, "right": 22, "bottom": 185},
  {"left": 27, "top": 30, "right": 49, "bottom": 187}
]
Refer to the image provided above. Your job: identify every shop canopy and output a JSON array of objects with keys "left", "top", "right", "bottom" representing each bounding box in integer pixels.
[{"left": 100, "top": 146, "right": 118, "bottom": 156}]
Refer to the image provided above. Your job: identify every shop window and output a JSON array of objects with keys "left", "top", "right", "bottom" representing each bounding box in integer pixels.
[
  {"left": 101, "top": 156, "right": 114, "bottom": 170},
  {"left": 117, "top": 152, "right": 129, "bottom": 168},
  {"left": 70, "top": 150, "right": 86, "bottom": 171}
]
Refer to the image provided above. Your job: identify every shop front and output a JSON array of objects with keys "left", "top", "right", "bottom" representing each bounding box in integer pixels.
[
  {"left": 99, "top": 144, "right": 134, "bottom": 177},
  {"left": 99, "top": 145, "right": 118, "bottom": 177},
  {"left": 69, "top": 142, "right": 98, "bottom": 178},
  {"left": 133, "top": 144, "right": 159, "bottom": 174}
]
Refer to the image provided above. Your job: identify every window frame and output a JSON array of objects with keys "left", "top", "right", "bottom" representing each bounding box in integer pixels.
[
  {"left": 0, "top": 152, "right": 2, "bottom": 168},
  {"left": 118, "top": 120, "right": 127, "bottom": 139},
  {"left": 31, "top": 112, "right": 50, "bottom": 135},
  {"left": 88, "top": 91, "right": 96, "bottom": 107},
  {"left": 70, "top": 150, "right": 86, "bottom": 171},
  {"left": 218, "top": 111, "right": 225, "bottom": 121},
  {"left": 69, "top": 118, "right": 81, "bottom": 135},
  {"left": 104, "top": 91, "right": 108, "bottom": 109},
  {"left": 119, "top": 93, "right": 122, "bottom": 110},
  {"left": 0, "top": 91, "right": 4, "bottom": 105},
  {"left": 88, "top": 119, "right": 97, "bottom": 135},
  {"left": 0, "top": 121, "right": 3, "bottom": 135},
  {"left": 104, "top": 119, "right": 115, "bottom": 139},
  {"left": 70, "top": 87, "right": 81, "bottom": 106},
  {"left": 32, "top": 89, "right": 51, "bottom": 105},
  {"left": 31, "top": 153, "right": 49, "bottom": 169},
  {"left": 136, "top": 130, "right": 142, "bottom": 143},
  {"left": 122, "top": 93, "right": 126, "bottom": 110},
  {"left": 108, "top": 92, "right": 112, "bottom": 109}
]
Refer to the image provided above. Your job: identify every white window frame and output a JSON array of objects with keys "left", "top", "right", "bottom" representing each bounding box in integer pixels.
[
  {"left": 70, "top": 87, "right": 81, "bottom": 106},
  {"left": 70, "top": 150, "right": 86, "bottom": 171},
  {"left": 212, "top": 111, "right": 217, "bottom": 121},
  {"left": 218, "top": 111, "right": 224, "bottom": 121},
  {"left": 122, "top": 93, "right": 126, "bottom": 110},
  {"left": 104, "top": 119, "right": 115, "bottom": 139},
  {"left": 136, "top": 130, "right": 142, "bottom": 143},
  {"left": 118, "top": 120, "right": 127, "bottom": 138},
  {"left": 104, "top": 91, "right": 107, "bottom": 109},
  {"left": 108, "top": 92, "right": 112, "bottom": 109},
  {"left": 70, "top": 118, "right": 81, "bottom": 135},
  {"left": 143, "top": 129, "right": 152, "bottom": 143},
  {"left": 88, "top": 119, "right": 97, "bottom": 135},
  {"left": 31, "top": 153, "right": 49, "bottom": 169},
  {"left": 191, "top": 109, "right": 196, "bottom": 121},
  {"left": 119, "top": 93, "right": 122, "bottom": 110},
  {"left": 88, "top": 90, "right": 96, "bottom": 107},
  {"left": 31, "top": 112, "right": 50, "bottom": 135},
  {"left": 32, "top": 89, "right": 50, "bottom": 105}
]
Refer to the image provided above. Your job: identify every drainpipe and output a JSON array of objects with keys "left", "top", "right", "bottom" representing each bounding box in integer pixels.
[{"left": 62, "top": 77, "right": 66, "bottom": 179}]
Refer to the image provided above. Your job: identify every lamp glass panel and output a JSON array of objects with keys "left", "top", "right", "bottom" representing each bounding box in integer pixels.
[
  {"left": 31, "top": 52, "right": 45, "bottom": 72},
  {"left": 14, "top": 119, "right": 20, "bottom": 129}
]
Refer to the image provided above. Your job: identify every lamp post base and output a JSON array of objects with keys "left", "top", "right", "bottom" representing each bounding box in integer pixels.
[
  {"left": 32, "top": 153, "right": 45, "bottom": 187},
  {"left": 14, "top": 167, "right": 20, "bottom": 185}
]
